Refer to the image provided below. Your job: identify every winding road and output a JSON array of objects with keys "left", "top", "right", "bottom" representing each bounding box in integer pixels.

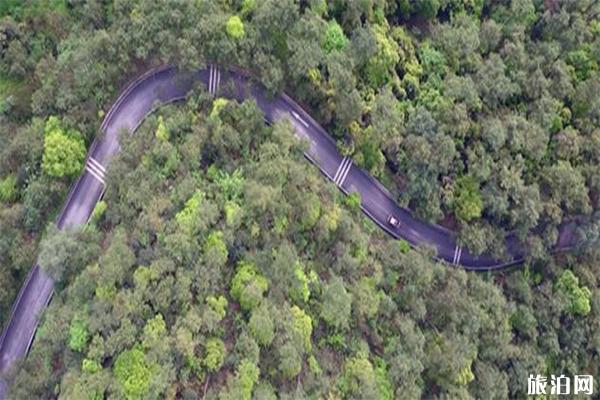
[{"left": 0, "top": 65, "right": 578, "bottom": 398}]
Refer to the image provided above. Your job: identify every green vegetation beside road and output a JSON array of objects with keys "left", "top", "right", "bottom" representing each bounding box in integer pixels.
[{"left": 0, "top": 1, "right": 599, "bottom": 398}]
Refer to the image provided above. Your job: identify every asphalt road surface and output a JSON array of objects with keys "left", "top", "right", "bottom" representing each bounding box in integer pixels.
[{"left": 0, "top": 65, "right": 578, "bottom": 398}]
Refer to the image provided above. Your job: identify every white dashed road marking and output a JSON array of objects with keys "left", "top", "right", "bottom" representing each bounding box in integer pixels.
[
  {"left": 452, "top": 245, "right": 462, "bottom": 265},
  {"left": 337, "top": 158, "right": 352, "bottom": 187},
  {"left": 291, "top": 110, "right": 309, "bottom": 128},
  {"left": 85, "top": 157, "right": 106, "bottom": 185},
  {"left": 209, "top": 65, "right": 214, "bottom": 95},
  {"left": 333, "top": 157, "right": 348, "bottom": 185},
  {"left": 208, "top": 64, "right": 220, "bottom": 96},
  {"left": 332, "top": 157, "right": 353, "bottom": 187},
  {"left": 88, "top": 157, "right": 105, "bottom": 173}
]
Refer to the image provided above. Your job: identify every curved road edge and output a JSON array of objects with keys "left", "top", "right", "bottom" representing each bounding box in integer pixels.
[{"left": 0, "top": 65, "right": 579, "bottom": 398}]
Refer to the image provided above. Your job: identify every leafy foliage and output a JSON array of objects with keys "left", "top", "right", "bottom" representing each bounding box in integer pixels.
[
  {"left": 453, "top": 176, "right": 483, "bottom": 222},
  {"left": 0, "top": 174, "right": 17, "bottom": 202},
  {"left": 203, "top": 338, "right": 226, "bottom": 371},
  {"left": 226, "top": 15, "right": 245, "bottom": 39},
  {"left": 68, "top": 314, "right": 89, "bottom": 352},
  {"left": 555, "top": 270, "right": 592, "bottom": 316},
  {"left": 114, "top": 346, "right": 154, "bottom": 399},
  {"left": 2, "top": 1, "right": 600, "bottom": 399},
  {"left": 41, "top": 117, "right": 86, "bottom": 178},
  {"left": 155, "top": 115, "right": 169, "bottom": 141},
  {"left": 322, "top": 21, "right": 347, "bottom": 53},
  {"left": 320, "top": 276, "right": 351, "bottom": 330},
  {"left": 230, "top": 261, "right": 269, "bottom": 311}
]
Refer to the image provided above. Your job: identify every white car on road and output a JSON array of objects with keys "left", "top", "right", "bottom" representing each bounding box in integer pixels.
[{"left": 388, "top": 215, "right": 401, "bottom": 228}]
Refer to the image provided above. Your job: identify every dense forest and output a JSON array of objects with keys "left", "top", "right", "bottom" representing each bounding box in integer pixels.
[{"left": 0, "top": 0, "right": 599, "bottom": 398}]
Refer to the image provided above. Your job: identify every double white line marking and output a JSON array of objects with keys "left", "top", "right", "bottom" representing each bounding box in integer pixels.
[
  {"left": 86, "top": 157, "right": 106, "bottom": 185},
  {"left": 452, "top": 245, "right": 463, "bottom": 265},
  {"left": 208, "top": 64, "right": 220, "bottom": 96},
  {"left": 333, "top": 156, "right": 352, "bottom": 187}
]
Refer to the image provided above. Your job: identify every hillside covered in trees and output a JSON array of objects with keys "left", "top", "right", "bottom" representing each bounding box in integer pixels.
[{"left": 0, "top": 0, "right": 599, "bottom": 398}]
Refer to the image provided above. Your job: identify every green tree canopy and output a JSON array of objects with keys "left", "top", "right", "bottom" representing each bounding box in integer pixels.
[
  {"left": 155, "top": 115, "right": 169, "bottom": 141},
  {"left": 365, "top": 24, "right": 400, "bottom": 88},
  {"left": 68, "top": 314, "right": 89, "bottom": 352},
  {"left": 555, "top": 270, "right": 592, "bottom": 316},
  {"left": 230, "top": 261, "right": 269, "bottom": 311},
  {"left": 226, "top": 15, "right": 245, "bottom": 39},
  {"left": 453, "top": 176, "right": 483, "bottom": 222},
  {"left": 0, "top": 174, "right": 18, "bottom": 203},
  {"left": 204, "top": 337, "right": 226, "bottom": 371},
  {"left": 322, "top": 20, "right": 348, "bottom": 53},
  {"left": 42, "top": 116, "right": 86, "bottom": 178},
  {"left": 249, "top": 304, "right": 275, "bottom": 346},
  {"left": 321, "top": 276, "right": 352, "bottom": 330},
  {"left": 114, "top": 346, "right": 155, "bottom": 399},
  {"left": 290, "top": 305, "right": 312, "bottom": 352}
]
